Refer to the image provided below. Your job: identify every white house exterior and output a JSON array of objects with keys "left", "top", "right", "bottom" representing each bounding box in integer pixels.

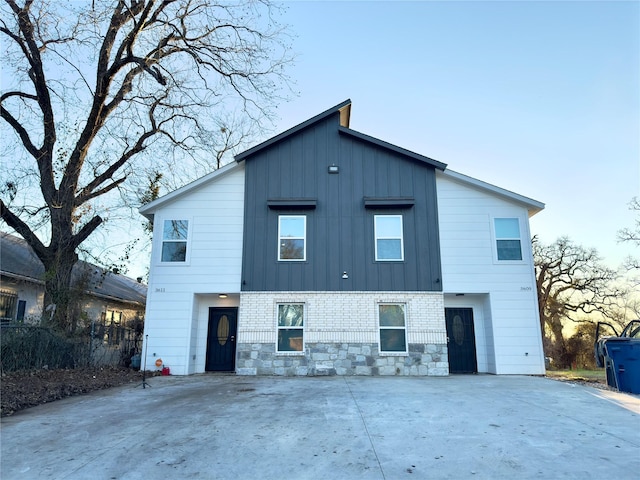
[
  {"left": 141, "top": 162, "right": 245, "bottom": 374},
  {"left": 140, "top": 100, "right": 545, "bottom": 376},
  {"left": 437, "top": 170, "right": 545, "bottom": 374}
]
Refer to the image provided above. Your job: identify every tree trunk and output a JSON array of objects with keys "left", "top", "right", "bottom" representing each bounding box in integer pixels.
[
  {"left": 548, "top": 318, "right": 570, "bottom": 368},
  {"left": 41, "top": 250, "right": 78, "bottom": 333}
]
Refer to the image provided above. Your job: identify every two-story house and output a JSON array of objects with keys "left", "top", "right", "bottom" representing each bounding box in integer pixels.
[{"left": 139, "top": 100, "right": 545, "bottom": 376}]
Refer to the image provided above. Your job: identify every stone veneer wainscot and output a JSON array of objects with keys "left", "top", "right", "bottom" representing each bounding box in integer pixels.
[{"left": 236, "top": 291, "right": 449, "bottom": 376}]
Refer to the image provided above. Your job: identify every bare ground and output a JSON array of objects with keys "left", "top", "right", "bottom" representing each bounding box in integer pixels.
[{"left": 1, "top": 367, "right": 150, "bottom": 417}]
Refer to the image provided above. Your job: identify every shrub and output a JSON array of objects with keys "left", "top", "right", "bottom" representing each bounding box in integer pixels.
[{"left": 0, "top": 326, "right": 90, "bottom": 373}]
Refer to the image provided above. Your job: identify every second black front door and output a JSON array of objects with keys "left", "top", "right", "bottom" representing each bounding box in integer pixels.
[
  {"left": 445, "top": 307, "right": 478, "bottom": 374},
  {"left": 206, "top": 307, "right": 237, "bottom": 371}
]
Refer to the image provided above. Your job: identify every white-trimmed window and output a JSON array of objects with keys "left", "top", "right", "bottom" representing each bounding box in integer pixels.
[
  {"left": 374, "top": 215, "right": 404, "bottom": 261},
  {"left": 494, "top": 218, "right": 523, "bottom": 261},
  {"left": 278, "top": 215, "right": 306, "bottom": 261},
  {"left": 378, "top": 303, "right": 407, "bottom": 353},
  {"left": 161, "top": 219, "right": 189, "bottom": 262},
  {"left": 277, "top": 303, "right": 304, "bottom": 352}
]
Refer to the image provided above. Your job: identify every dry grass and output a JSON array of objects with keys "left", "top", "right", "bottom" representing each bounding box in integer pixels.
[{"left": 546, "top": 368, "right": 607, "bottom": 385}]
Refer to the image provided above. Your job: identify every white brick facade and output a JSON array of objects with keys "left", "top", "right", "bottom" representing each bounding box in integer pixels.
[
  {"left": 236, "top": 291, "right": 448, "bottom": 376},
  {"left": 238, "top": 291, "right": 447, "bottom": 346}
]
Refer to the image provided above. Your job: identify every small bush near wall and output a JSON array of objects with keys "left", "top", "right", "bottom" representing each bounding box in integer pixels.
[{"left": 0, "top": 326, "right": 89, "bottom": 373}]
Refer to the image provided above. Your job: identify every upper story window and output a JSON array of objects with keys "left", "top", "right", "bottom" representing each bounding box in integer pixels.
[
  {"left": 161, "top": 219, "right": 189, "bottom": 262},
  {"left": 494, "top": 218, "right": 523, "bottom": 261},
  {"left": 374, "top": 215, "right": 404, "bottom": 261},
  {"left": 278, "top": 215, "right": 306, "bottom": 261}
]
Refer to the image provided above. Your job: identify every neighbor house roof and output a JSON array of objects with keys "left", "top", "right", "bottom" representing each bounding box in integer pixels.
[{"left": 0, "top": 232, "right": 147, "bottom": 306}]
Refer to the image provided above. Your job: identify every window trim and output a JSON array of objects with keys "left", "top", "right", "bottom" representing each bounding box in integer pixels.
[
  {"left": 378, "top": 302, "right": 408, "bottom": 355},
  {"left": 278, "top": 215, "right": 307, "bottom": 262},
  {"left": 158, "top": 218, "right": 191, "bottom": 264},
  {"left": 374, "top": 214, "right": 404, "bottom": 262},
  {"left": 276, "top": 302, "right": 305, "bottom": 354},
  {"left": 492, "top": 216, "right": 524, "bottom": 263}
]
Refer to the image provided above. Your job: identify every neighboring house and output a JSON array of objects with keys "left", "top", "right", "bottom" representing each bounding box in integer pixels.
[
  {"left": 0, "top": 232, "right": 147, "bottom": 328},
  {"left": 140, "top": 100, "right": 545, "bottom": 376}
]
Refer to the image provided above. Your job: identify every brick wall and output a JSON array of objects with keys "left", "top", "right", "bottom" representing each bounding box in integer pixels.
[{"left": 236, "top": 291, "right": 448, "bottom": 376}]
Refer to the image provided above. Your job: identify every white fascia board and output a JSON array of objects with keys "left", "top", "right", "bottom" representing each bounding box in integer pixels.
[
  {"left": 138, "top": 161, "right": 242, "bottom": 219},
  {"left": 1, "top": 271, "right": 44, "bottom": 285},
  {"left": 438, "top": 169, "right": 545, "bottom": 216}
]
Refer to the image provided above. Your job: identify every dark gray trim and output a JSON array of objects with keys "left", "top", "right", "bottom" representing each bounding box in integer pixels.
[
  {"left": 338, "top": 126, "right": 447, "bottom": 171},
  {"left": 235, "top": 99, "right": 352, "bottom": 162},
  {"left": 364, "top": 197, "right": 415, "bottom": 208},
  {"left": 268, "top": 199, "right": 317, "bottom": 210}
]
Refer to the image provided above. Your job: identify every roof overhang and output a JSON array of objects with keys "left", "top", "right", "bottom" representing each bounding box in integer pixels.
[
  {"left": 338, "top": 127, "right": 447, "bottom": 171},
  {"left": 235, "top": 99, "right": 352, "bottom": 162},
  {"left": 139, "top": 161, "right": 242, "bottom": 219},
  {"left": 1, "top": 271, "right": 145, "bottom": 308},
  {"left": 438, "top": 169, "right": 545, "bottom": 216}
]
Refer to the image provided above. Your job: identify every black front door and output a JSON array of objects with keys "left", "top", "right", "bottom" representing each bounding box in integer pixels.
[
  {"left": 445, "top": 307, "right": 478, "bottom": 374},
  {"left": 206, "top": 307, "right": 238, "bottom": 371}
]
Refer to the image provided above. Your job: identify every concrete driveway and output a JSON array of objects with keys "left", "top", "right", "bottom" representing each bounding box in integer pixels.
[{"left": 1, "top": 374, "right": 639, "bottom": 479}]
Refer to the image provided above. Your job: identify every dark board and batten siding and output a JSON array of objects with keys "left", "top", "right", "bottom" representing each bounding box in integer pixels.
[{"left": 241, "top": 112, "right": 443, "bottom": 292}]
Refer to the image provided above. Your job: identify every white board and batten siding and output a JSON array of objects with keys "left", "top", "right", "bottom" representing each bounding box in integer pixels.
[
  {"left": 436, "top": 170, "right": 545, "bottom": 375},
  {"left": 140, "top": 163, "right": 245, "bottom": 374}
]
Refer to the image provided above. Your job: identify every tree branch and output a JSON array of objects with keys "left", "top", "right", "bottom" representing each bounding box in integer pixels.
[
  {"left": 71, "top": 215, "right": 103, "bottom": 250},
  {"left": 0, "top": 198, "right": 47, "bottom": 257},
  {"left": 0, "top": 104, "right": 41, "bottom": 159}
]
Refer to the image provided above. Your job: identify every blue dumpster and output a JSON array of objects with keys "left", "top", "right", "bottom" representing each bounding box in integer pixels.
[{"left": 602, "top": 338, "right": 640, "bottom": 394}]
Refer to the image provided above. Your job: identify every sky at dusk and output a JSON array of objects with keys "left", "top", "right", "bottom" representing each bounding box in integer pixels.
[{"left": 263, "top": 0, "right": 639, "bottom": 270}]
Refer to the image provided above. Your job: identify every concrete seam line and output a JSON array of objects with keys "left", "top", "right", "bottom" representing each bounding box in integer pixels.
[{"left": 343, "top": 377, "right": 386, "bottom": 479}]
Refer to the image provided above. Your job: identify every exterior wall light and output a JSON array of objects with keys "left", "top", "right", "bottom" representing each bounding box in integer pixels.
[
  {"left": 328, "top": 165, "right": 339, "bottom": 174},
  {"left": 342, "top": 271, "right": 349, "bottom": 279},
  {"left": 219, "top": 294, "right": 228, "bottom": 298}
]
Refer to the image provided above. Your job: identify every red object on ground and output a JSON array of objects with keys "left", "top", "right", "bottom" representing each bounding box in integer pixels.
[{"left": 161, "top": 367, "right": 170, "bottom": 376}]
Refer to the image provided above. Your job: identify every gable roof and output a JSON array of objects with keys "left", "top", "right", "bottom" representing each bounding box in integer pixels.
[
  {"left": 139, "top": 160, "right": 242, "bottom": 218},
  {"left": 337, "top": 126, "right": 446, "bottom": 171},
  {"left": 0, "top": 232, "right": 147, "bottom": 306},
  {"left": 234, "top": 99, "right": 446, "bottom": 171},
  {"left": 437, "top": 169, "right": 545, "bottom": 216},
  {"left": 235, "top": 99, "right": 352, "bottom": 162},
  {"left": 139, "top": 100, "right": 542, "bottom": 216}
]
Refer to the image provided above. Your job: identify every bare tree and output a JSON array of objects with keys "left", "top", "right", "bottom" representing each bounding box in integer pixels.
[
  {"left": 0, "top": 0, "right": 292, "bottom": 331},
  {"left": 618, "top": 197, "right": 640, "bottom": 272},
  {"left": 533, "top": 236, "right": 620, "bottom": 367}
]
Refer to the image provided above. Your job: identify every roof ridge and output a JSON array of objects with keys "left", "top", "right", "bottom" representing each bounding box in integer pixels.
[{"left": 235, "top": 99, "right": 351, "bottom": 162}]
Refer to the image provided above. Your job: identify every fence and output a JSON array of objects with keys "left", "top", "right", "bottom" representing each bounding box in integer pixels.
[
  {"left": 90, "top": 317, "right": 143, "bottom": 367},
  {"left": 0, "top": 322, "right": 143, "bottom": 373}
]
